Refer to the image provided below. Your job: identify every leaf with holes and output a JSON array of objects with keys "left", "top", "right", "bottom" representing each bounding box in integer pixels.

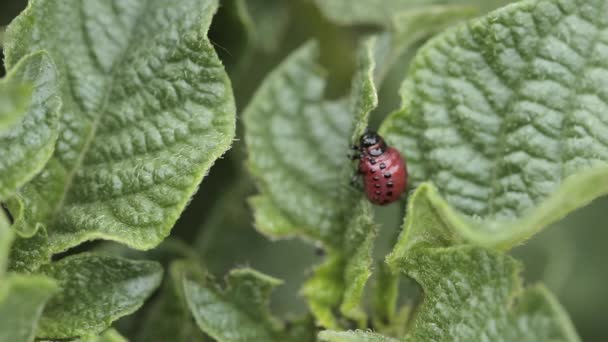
[
  {"left": 4, "top": 0, "right": 235, "bottom": 268},
  {"left": 381, "top": 0, "right": 608, "bottom": 249},
  {"left": 0, "top": 51, "right": 60, "bottom": 201},
  {"left": 35, "top": 254, "right": 163, "bottom": 339},
  {"left": 244, "top": 39, "right": 378, "bottom": 327}
]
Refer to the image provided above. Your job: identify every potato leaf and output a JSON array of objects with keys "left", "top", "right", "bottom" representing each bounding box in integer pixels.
[
  {"left": 36, "top": 254, "right": 163, "bottom": 339},
  {"left": 0, "top": 51, "right": 60, "bottom": 201},
  {"left": 244, "top": 39, "right": 379, "bottom": 327},
  {"left": 381, "top": 0, "right": 608, "bottom": 249},
  {"left": 184, "top": 268, "right": 290, "bottom": 342},
  {"left": 4, "top": 0, "right": 236, "bottom": 267}
]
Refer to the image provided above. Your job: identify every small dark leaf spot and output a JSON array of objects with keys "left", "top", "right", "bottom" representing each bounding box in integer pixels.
[
  {"left": 379, "top": 163, "right": 386, "bottom": 169},
  {"left": 375, "top": 183, "right": 381, "bottom": 188},
  {"left": 384, "top": 172, "right": 391, "bottom": 178}
]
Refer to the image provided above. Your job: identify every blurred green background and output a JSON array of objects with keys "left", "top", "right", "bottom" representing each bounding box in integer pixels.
[{"left": 2, "top": 1, "right": 607, "bottom": 341}]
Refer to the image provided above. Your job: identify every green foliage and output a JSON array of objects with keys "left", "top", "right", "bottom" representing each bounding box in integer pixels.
[
  {"left": 184, "top": 268, "right": 289, "bottom": 342},
  {"left": 381, "top": 0, "right": 608, "bottom": 249},
  {"left": 36, "top": 254, "right": 163, "bottom": 339},
  {"left": 319, "top": 330, "right": 399, "bottom": 342},
  {"left": 4, "top": 0, "right": 236, "bottom": 267},
  {"left": 0, "top": 51, "right": 60, "bottom": 201},
  {"left": 1, "top": 0, "right": 607, "bottom": 340},
  {"left": 137, "top": 260, "right": 209, "bottom": 342},
  {"left": 0, "top": 274, "right": 58, "bottom": 342},
  {"left": 244, "top": 39, "right": 378, "bottom": 327},
  {"left": 0, "top": 75, "right": 30, "bottom": 131}
]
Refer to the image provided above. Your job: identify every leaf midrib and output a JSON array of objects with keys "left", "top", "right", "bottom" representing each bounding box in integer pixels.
[{"left": 49, "top": 1, "right": 168, "bottom": 223}]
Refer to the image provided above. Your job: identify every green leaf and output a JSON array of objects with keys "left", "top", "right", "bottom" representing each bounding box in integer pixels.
[
  {"left": 381, "top": 0, "right": 608, "bottom": 249},
  {"left": 81, "top": 329, "right": 128, "bottom": 342},
  {"left": 244, "top": 39, "right": 378, "bottom": 327},
  {"left": 0, "top": 78, "right": 30, "bottom": 131},
  {"left": 183, "top": 268, "right": 288, "bottom": 342},
  {"left": 0, "top": 274, "right": 59, "bottom": 342},
  {"left": 319, "top": 330, "right": 399, "bottom": 342},
  {"left": 315, "top": 0, "right": 511, "bottom": 26},
  {"left": 396, "top": 247, "right": 579, "bottom": 341},
  {"left": 245, "top": 40, "right": 353, "bottom": 244},
  {"left": 0, "top": 211, "right": 12, "bottom": 276},
  {"left": 137, "top": 260, "right": 209, "bottom": 342},
  {"left": 35, "top": 254, "right": 163, "bottom": 339},
  {"left": 385, "top": 184, "right": 580, "bottom": 341},
  {"left": 4, "top": 0, "right": 236, "bottom": 265},
  {"left": 0, "top": 51, "right": 60, "bottom": 200}
]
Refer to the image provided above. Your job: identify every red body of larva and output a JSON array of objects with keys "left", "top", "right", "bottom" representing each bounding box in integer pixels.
[{"left": 355, "top": 132, "right": 407, "bottom": 205}]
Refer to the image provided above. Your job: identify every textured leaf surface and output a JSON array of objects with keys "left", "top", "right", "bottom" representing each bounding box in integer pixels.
[
  {"left": 184, "top": 268, "right": 288, "bottom": 342},
  {"left": 319, "top": 330, "right": 399, "bottom": 342},
  {"left": 315, "top": 0, "right": 511, "bottom": 26},
  {"left": 0, "top": 275, "right": 58, "bottom": 342},
  {"left": 4, "top": 0, "right": 235, "bottom": 264},
  {"left": 0, "top": 51, "right": 60, "bottom": 200},
  {"left": 0, "top": 75, "right": 30, "bottom": 131},
  {"left": 397, "top": 248, "right": 579, "bottom": 341},
  {"left": 385, "top": 184, "right": 580, "bottom": 342},
  {"left": 381, "top": 0, "right": 608, "bottom": 248},
  {"left": 36, "top": 254, "right": 163, "bottom": 339},
  {"left": 244, "top": 40, "right": 377, "bottom": 327},
  {"left": 245, "top": 41, "right": 354, "bottom": 245},
  {"left": 137, "top": 260, "right": 209, "bottom": 342}
]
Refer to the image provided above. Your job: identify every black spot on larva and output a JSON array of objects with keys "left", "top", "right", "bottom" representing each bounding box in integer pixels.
[
  {"left": 387, "top": 181, "right": 393, "bottom": 187},
  {"left": 387, "top": 191, "right": 393, "bottom": 196},
  {"left": 384, "top": 172, "right": 391, "bottom": 178},
  {"left": 370, "top": 168, "right": 376, "bottom": 173},
  {"left": 373, "top": 196, "right": 379, "bottom": 200},
  {"left": 379, "top": 163, "right": 386, "bottom": 169},
  {"left": 375, "top": 183, "right": 381, "bottom": 188},
  {"left": 370, "top": 158, "right": 377, "bottom": 165},
  {"left": 373, "top": 176, "right": 380, "bottom": 181},
  {"left": 375, "top": 190, "right": 381, "bottom": 195}
]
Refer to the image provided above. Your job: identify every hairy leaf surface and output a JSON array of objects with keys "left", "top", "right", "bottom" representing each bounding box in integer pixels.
[
  {"left": 4, "top": 0, "right": 236, "bottom": 266},
  {"left": 244, "top": 39, "right": 379, "bottom": 327},
  {"left": 385, "top": 184, "right": 580, "bottom": 341},
  {"left": 381, "top": 0, "right": 608, "bottom": 248},
  {"left": 36, "top": 254, "right": 163, "bottom": 339},
  {"left": 0, "top": 51, "right": 60, "bottom": 201},
  {"left": 184, "top": 268, "right": 289, "bottom": 342}
]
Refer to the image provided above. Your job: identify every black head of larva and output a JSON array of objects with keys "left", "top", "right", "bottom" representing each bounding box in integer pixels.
[{"left": 359, "top": 130, "right": 387, "bottom": 156}]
